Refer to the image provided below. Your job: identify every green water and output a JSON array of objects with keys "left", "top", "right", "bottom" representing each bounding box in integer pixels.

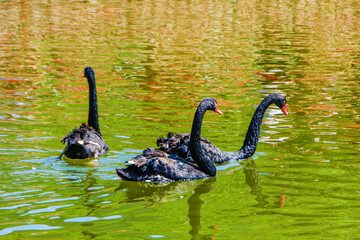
[{"left": 1, "top": 0, "right": 360, "bottom": 239}]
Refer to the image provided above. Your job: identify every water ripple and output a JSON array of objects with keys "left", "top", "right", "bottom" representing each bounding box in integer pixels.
[
  {"left": 35, "top": 196, "right": 79, "bottom": 204},
  {"left": 0, "top": 203, "right": 31, "bottom": 210},
  {"left": 0, "top": 224, "right": 62, "bottom": 236},
  {"left": 64, "top": 215, "right": 122, "bottom": 223},
  {"left": 21, "top": 204, "right": 74, "bottom": 216},
  {"left": 0, "top": 189, "right": 41, "bottom": 197}
]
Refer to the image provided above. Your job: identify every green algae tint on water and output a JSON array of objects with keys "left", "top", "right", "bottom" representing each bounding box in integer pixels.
[{"left": 0, "top": 0, "right": 359, "bottom": 239}]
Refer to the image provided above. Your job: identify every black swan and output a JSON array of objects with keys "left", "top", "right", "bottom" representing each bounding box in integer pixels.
[
  {"left": 156, "top": 93, "right": 288, "bottom": 164},
  {"left": 60, "top": 67, "right": 109, "bottom": 159},
  {"left": 116, "top": 98, "right": 223, "bottom": 182}
]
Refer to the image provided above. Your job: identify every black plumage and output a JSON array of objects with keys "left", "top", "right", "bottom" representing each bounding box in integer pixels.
[
  {"left": 60, "top": 67, "right": 108, "bottom": 159},
  {"left": 116, "top": 98, "right": 223, "bottom": 182}
]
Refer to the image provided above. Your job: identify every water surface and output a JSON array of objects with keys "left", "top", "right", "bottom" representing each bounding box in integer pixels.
[{"left": 0, "top": 0, "right": 360, "bottom": 239}]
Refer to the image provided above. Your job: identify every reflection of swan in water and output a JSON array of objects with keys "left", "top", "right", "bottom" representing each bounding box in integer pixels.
[
  {"left": 115, "top": 177, "right": 216, "bottom": 239},
  {"left": 115, "top": 177, "right": 215, "bottom": 204},
  {"left": 244, "top": 160, "right": 289, "bottom": 208},
  {"left": 114, "top": 161, "right": 266, "bottom": 238},
  {"left": 77, "top": 169, "right": 100, "bottom": 216},
  {"left": 243, "top": 160, "right": 267, "bottom": 207},
  {"left": 187, "top": 178, "right": 216, "bottom": 240}
]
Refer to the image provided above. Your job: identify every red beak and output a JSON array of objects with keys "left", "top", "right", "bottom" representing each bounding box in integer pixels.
[
  {"left": 215, "top": 105, "right": 223, "bottom": 115},
  {"left": 281, "top": 103, "right": 288, "bottom": 116}
]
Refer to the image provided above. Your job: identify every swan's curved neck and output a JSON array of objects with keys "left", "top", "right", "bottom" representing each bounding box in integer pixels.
[
  {"left": 87, "top": 75, "right": 101, "bottom": 135},
  {"left": 236, "top": 95, "right": 277, "bottom": 159},
  {"left": 189, "top": 103, "right": 216, "bottom": 176}
]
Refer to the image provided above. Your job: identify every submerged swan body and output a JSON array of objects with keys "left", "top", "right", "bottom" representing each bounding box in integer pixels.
[
  {"left": 61, "top": 67, "right": 108, "bottom": 159},
  {"left": 116, "top": 98, "right": 223, "bottom": 182},
  {"left": 157, "top": 93, "right": 288, "bottom": 164}
]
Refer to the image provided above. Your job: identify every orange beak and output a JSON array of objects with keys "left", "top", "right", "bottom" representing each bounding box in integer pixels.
[
  {"left": 215, "top": 105, "right": 223, "bottom": 115},
  {"left": 281, "top": 103, "right": 288, "bottom": 116}
]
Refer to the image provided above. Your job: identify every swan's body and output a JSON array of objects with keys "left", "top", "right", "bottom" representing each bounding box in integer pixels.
[
  {"left": 116, "top": 147, "right": 211, "bottom": 182},
  {"left": 61, "top": 123, "right": 108, "bottom": 159},
  {"left": 157, "top": 93, "right": 288, "bottom": 164},
  {"left": 61, "top": 67, "right": 108, "bottom": 159},
  {"left": 116, "top": 98, "right": 222, "bottom": 182}
]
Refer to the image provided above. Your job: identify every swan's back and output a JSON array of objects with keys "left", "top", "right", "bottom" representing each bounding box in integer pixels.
[{"left": 157, "top": 132, "right": 234, "bottom": 164}]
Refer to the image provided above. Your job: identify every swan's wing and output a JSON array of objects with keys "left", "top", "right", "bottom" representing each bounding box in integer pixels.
[
  {"left": 117, "top": 147, "right": 170, "bottom": 182},
  {"left": 157, "top": 133, "right": 192, "bottom": 160},
  {"left": 117, "top": 147, "right": 209, "bottom": 182},
  {"left": 61, "top": 123, "right": 94, "bottom": 144},
  {"left": 156, "top": 132, "right": 231, "bottom": 164},
  {"left": 157, "top": 133, "right": 189, "bottom": 153}
]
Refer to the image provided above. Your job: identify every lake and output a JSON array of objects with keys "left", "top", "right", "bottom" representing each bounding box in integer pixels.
[{"left": 0, "top": 0, "right": 359, "bottom": 239}]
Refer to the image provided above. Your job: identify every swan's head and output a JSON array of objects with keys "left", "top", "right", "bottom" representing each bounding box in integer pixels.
[
  {"left": 272, "top": 93, "right": 288, "bottom": 116},
  {"left": 201, "top": 98, "right": 223, "bottom": 115},
  {"left": 84, "top": 67, "right": 95, "bottom": 82}
]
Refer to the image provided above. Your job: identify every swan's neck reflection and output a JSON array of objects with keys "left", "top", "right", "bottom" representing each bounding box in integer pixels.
[
  {"left": 244, "top": 160, "right": 267, "bottom": 207},
  {"left": 187, "top": 178, "right": 216, "bottom": 240}
]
